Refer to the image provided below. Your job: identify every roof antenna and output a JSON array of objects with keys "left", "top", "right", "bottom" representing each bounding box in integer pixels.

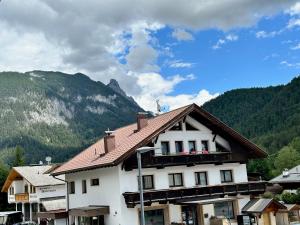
[
  {"left": 156, "top": 99, "right": 161, "bottom": 116},
  {"left": 105, "top": 128, "right": 114, "bottom": 136}
]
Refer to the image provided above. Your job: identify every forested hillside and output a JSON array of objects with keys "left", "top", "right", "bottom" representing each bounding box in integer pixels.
[
  {"left": 203, "top": 76, "right": 300, "bottom": 177},
  {"left": 0, "top": 71, "right": 143, "bottom": 166}
]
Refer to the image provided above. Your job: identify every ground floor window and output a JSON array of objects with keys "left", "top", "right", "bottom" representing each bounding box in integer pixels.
[
  {"left": 141, "top": 209, "right": 165, "bottom": 225},
  {"left": 214, "top": 201, "right": 235, "bottom": 219},
  {"left": 78, "top": 216, "right": 104, "bottom": 225}
]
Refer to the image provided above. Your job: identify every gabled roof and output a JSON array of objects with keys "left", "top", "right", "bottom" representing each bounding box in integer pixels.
[
  {"left": 2, "top": 165, "right": 65, "bottom": 192},
  {"left": 270, "top": 165, "right": 300, "bottom": 183},
  {"left": 52, "top": 104, "right": 267, "bottom": 175},
  {"left": 242, "top": 198, "right": 286, "bottom": 213}
]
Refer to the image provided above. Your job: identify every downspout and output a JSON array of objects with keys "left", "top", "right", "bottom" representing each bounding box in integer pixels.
[{"left": 52, "top": 175, "right": 70, "bottom": 225}]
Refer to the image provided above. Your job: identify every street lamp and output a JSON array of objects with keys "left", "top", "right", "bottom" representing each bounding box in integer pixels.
[{"left": 136, "top": 146, "right": 157, "bottom": 225}]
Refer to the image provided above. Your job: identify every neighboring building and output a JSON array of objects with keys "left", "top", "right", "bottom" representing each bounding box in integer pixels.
[
  {"left": 52, "top": 104, "right": 268, "bottom": 225},
  {"left": 242, "top": 198, "right": 286, "bottom": 225},
  {"left": 269, "top": 165, "right": 300, "bottom": 190},
  {"left": 1, "top": 165, "right": 67, "bottom": 225}
]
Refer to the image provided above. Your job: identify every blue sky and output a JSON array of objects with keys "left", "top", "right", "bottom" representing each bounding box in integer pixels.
[
  {"left": 0, "top": 1, "right": 300, "bottom": 110},
  {"left": 155, "top": 13, "right": 300, "bottom": 95}
]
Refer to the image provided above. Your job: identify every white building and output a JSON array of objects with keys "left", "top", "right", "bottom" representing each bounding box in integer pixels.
[
  {"left": 52, "top": 104, "right": 267, "bottom": 225},
  {"left": 2, "top": 165, "right": 68, "bottom": 225}
]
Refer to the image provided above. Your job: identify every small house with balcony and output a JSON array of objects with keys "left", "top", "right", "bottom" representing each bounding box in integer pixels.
[
  {"left": 52, "top": 103, "right": 268, "bottom": 225},
  {"left": 1, "top": 165, "right": 67, "bottom": 225}
]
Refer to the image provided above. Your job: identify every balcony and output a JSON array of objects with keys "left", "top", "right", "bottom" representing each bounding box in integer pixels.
[
  {"left": 123, "top": 181, "right": 267, "bottom": 208},
  {"left": 15, "top": 193, "right": 29, "bottom": 202},
  {"left": 123, "top": 150, "right": 235, "bottom": 171}
]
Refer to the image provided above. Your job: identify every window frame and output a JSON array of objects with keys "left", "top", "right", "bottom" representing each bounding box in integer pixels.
[
  {"left": 201, "top": 140, "right": 209, "bottom": 151},
  {"left": 214, "top": 201, "right": 235, "bottom": 219},
  {"left": 175, "top": 141, "right": 184, "bottom": 153},
  {"left": 195, "top": 171, "right": 208, "bottom": 186},
  {"left": 161, "top": 141, "right": 170, "bottom": 155},
  {"left": 90, "top": 178, "right": 100, "bottom": 186},
  {"left": 69, "top": 181, "right": 75, "bottom": 194},
  {"left": 188, "top": 140, "right": 197, "bottom": 152},
  {"left": 82, "top": 180, "right": 87, "bottom": 194},
  {"left": 220, "top": 170, "right": 233, "bottom": 183},
  {"left": 142, "top": 175, "right": 155, "bottom": 190},
  {"left": 168, "top": 173, "right": 184, "bottom": 187}
]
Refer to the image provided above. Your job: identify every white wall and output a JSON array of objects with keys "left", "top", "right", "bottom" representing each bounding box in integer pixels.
[
  {"left": 66, "top": 167, "right": 122, "bottom": 225},
  {"left": 36, "top": 184, "right": 65, "bottom": 200},
  {"left": 119, "top": 163, "right": 248, "bottom": 193},
  {"left": 154, "top": 116, "right": 230, "bottom": 155}
]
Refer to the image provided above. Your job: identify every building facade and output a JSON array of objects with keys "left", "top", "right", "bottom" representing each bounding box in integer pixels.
[
  {"left": 52, "top": 104, "right": 268, "bottom": 225},
  {"left": 2, "top": 165, "right": 67, "bottom": 225}
]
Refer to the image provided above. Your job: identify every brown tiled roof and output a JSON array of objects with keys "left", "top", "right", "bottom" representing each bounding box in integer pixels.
[{"left": 52, "top": 104, "right": 267, "bottom": 175}]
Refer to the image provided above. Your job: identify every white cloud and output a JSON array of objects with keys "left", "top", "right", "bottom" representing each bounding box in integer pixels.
[
  {"left": 212, "top": 34, "right": 239, "bottom": 49},
  {"left": 0, "top": 0, "right": 297, "bottom": 110},
  {"left": 287, "top": 18, "right": 300, "bottom": 29},
  {"left": 288, "top": 2, "right": 300, "bottom": 15},
  {"left": 263, "top": 53, "right": 279, "bottom": 61},
  {"left": 290, "top": 43, "right": 300, "bottom": 50},
  {"left": 280, "top": 60, "right": 300, "bottom": 68},
  {"left": 133, "top": 72, "right": 218, "bottom": 110},
  {"left": 255, "top": 30, "right": 282, "bottom": 38},
  {"left": 172, "top": 28, "right": 194, "bottom": 41},
  {"left": 168, "top": 60, "right": 194, "bottom": 68}
]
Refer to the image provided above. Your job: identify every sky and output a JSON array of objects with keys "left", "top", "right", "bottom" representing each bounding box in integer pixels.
[{"left": 0, "top": 1, "right": 300, "bottom": 111}]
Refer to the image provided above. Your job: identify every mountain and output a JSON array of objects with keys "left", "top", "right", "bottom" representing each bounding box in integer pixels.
[
  {"left": 203, "top": 76, "right": 300, "bottom": 154},
  {"left": 0, "top": 71, "right": 143, "bottom": 165}
]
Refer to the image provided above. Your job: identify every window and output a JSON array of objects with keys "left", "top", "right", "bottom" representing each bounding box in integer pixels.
[
  {"left": 201, "top": 140, "right": 209, "bottom": 151},
  {"left": 142, "top": 175, "right": 154, "bottom": 189},
  {"left": 9, "top": 187, "right": 14, "bottom": 195},
  {"left": 220, "top": 170, "right": 233, "bottom": 183},
  {"left": 188, "top": 141, "right": 196, "bottom": 153},
  {"left": 91, "top": 178, "right": 99, "bottom": 186},
  {"left": 82, "top": 180, "right": 87, "bottom": 194},
  {"left": 214, "top": 201, "right": 235, "bottom": 219},
  {"left": 69, "top": 181, "right": 75, "bottom": 194},
  {"left": 24, "top": 184, "right": 28, "bottom": 193},
  {"left": 161, "top": 141, "right": 170, "bottom": 155},
  {"left": 170, "top": 122, "right": 182, "bottom": 130},
  {"left": 169, "top": 173, "right": 183, "bottom": 187},
  {"left": 30, "top": 185, "right": 36, "bottom": 193},
  {"left": 175, "top": 141, "right": 184, "bottom": 153},
  {"left": 195, "top": 172, "right": 208, "bottom": 186},
  {"left": 141, "top": 209, "right": 165, "bottom": 225}
]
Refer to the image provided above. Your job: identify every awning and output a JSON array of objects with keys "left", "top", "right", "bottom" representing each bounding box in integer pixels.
[
  {"left": 242, "top": 198, "right": 286, "bottom": 214},
  {"left": 37, "top": 210, "right": 68, "bottom": 219},
  {"left": 41, "top": 199, "right": 66, "bottom": 211},
  {"left": 69, "top": 206, "right": 110, "bottom": 217}
]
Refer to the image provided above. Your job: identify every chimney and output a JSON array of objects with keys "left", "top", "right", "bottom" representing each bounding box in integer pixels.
[
  {"left": 137, "top": 112, "right": 148, "bottom": 131},
  {"left": 104, "top": 129, "right": 115, "bottom": 154}
]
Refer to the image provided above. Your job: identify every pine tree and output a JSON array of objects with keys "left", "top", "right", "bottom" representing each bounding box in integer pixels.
[{"left": 13, "top": 145, "right": 25, "bottom": 167}]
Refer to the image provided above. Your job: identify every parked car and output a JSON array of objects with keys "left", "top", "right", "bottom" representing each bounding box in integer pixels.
[
  {"left": 15, "top": 221, "right": 37, "bottom": 225},
  {"left": 0, "top": 212, "right": 23, "bottom": 225}
]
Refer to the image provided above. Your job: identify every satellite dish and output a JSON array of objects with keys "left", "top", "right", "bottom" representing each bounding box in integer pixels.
[{"left": 45, "top": 156, "right": 52, "bottom": 165}]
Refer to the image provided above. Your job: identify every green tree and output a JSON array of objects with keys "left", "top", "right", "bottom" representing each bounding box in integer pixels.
[
  {"left": 12, "top": 145, "right": 25, "bottom": 167},
  {"left": 273, "top": 146, "right": 300, "bottom": 176},
  {"left": 0, "top": 163, "right": 9, "bottom": 210}
]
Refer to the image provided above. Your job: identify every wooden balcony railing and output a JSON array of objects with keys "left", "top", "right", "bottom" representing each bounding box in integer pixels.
[
  {"left": 15, "top": 193, "right": 29, "bottom": 202},
  {"left": 123, "top": 181, "right": 267, "bottom": 208},
  {"left": 123, "top": 151, "right": 234, "bottom": 171}
]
